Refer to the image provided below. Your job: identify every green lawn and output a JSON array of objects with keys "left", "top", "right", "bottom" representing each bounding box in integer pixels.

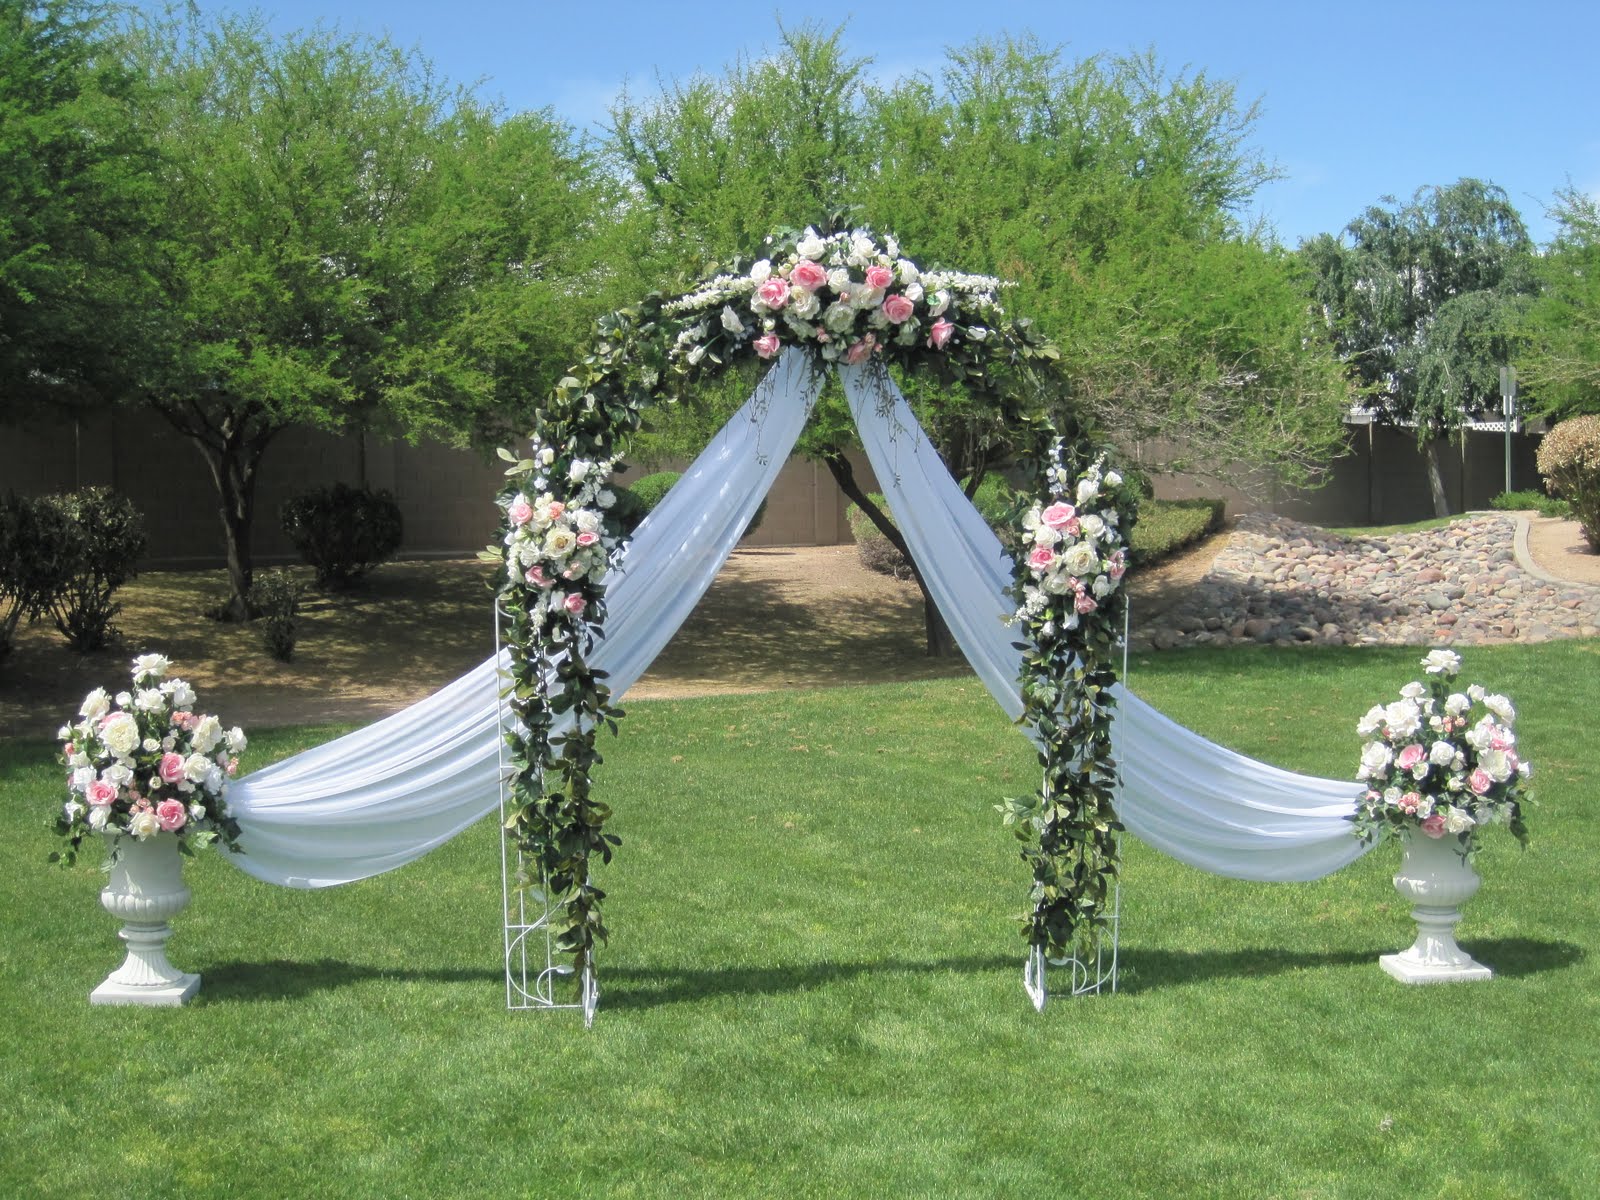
[{"left": 4, "top": 642, "right": 1597, "bottom": 1198}]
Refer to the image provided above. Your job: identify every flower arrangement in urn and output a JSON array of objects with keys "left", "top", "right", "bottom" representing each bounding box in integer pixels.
[
  {"left": 1353, "top": 649, "right": 1530, "bottom": 854},
  {"left": 54, "top": 654, "right": 245, "bottom": 866}
]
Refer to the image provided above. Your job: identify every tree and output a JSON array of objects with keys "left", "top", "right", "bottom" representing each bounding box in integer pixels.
[
  {"left": 129, "top": 12, "right": 607, "bottom": 618},
  {"left": 610, "top": 26, "right": 1350, "bottom": 652},
  {"left": 1519, "top": 186, "right": 1600, "bottom": 418},
  {"left": 1304, "top": 179, "right": 1537, "bottom": 516},
  {"left": 0, "top": 0, "right": 159, "bottom": 415}
]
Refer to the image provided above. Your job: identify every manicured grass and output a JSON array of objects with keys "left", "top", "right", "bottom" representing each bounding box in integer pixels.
[{"left": 4, "top": 642, "right": 1597, "bottom": 1197}]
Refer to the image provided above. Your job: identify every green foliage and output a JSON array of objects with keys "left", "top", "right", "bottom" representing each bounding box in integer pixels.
[
  {"left": 849, "top": 477, "right": 1018, "bottom": 581},
  {"left": 30, "top": 486, "right": 146, "bottom": 652},
  {"left": 1490, "top": 489, "right": 1572, "bottom": 518},
  {"left": 1519, "top": 186, "right": 1600, "bottom": 419},
  {"left": 280, "top": 484, "right": 403, "bottom": 591},
  {"left": 626, "top": 471, "right": 680, "bottom": 518},
  {"left": 1128, "top": 497, "right": 1227, "bottom": 565},
  {"left": 1535, "top": 415, "right": 1600, "bottom": 551},
  {"left": 0, "top": 493, "right": 58, "bottom": 657},
  {"left": 247, "top": 568, "right": 302, "bottom": 661},
  {"left": 0, "top": 0, "right": 160, "bottom": 415}
]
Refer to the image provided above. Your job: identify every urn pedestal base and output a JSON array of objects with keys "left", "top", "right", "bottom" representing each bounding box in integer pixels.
[
  {"left": 1381, "top": 831, "right": 1493, "bottom": 985},
  {"left": 91, "top": 833, "right": 201, "bottom": 1007}
]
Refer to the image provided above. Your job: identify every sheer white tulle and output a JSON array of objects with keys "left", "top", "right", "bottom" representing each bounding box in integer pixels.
[
  {"left": 838, "top": 363, "right": 1370, "bottom": 881},
  {"left": 224, "top": 351, "right": 822, "bottom": 886},
  {"left": 223, "top": 350, "right": 1368, "bottom": 890}
]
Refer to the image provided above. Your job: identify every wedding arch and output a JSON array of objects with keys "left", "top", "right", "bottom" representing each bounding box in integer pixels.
[{"left": 215, "top": 230, "right": 1372, "bottom": 1022}]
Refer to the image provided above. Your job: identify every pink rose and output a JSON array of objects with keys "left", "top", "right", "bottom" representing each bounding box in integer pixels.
[
  {"left": 753, "top": 333, "right": 781, "bottom": 359},
  {"left": 159, "top": 751, "right": 187, "bottom": 784},
  {"left": 928, "top": 318, "right": 955, "bottom": 350},
  {"left": 507, "top": 498, "right": 533, "bottom": 526},
  {"left": 525, "top": 565, "right": 551, "bottom": 588},
  {"left": 547, "top": 501, "right": 565, "bottom": 520},
  {"left": 1040, "top": 502, "right": 1076, "bottom": 530},
  {"left": 846, "top": 336, "right": 875, "bottom": 365},
  {"left": 1468, "top": 767, "right": 1493, "bottom": 795},
  {"left": 865, "top": 265, "right": 893, "bottom": 290},
  {"left": 575, "top": 531, "right": 600, "bottom": 547},
  {"left": 86, "top": 779, "right": 118, "bottom": 807},
  {"left": 1395, "top": 743, "right": 1426, "bottom": 771},
  {"left": 1419, "top": 813, "right": 1447, "bottom": 838},
  {"left": 1108, "top": 551, "right": 1127, "bottom": 581},
  {"left": 757, "top": 277, "right": 790, "bottom": 309},
  {"left": 1489, "top": 730, "right": 1514, "bottom": 751},
  {"left": 1398, "top": 792, "right": 1422, "bottom": 814},
  {"left": 155, "top": 798, "right": 187, "bottom": 833},
  {"left": 563, "top": 593, "right": 587, "bottom": 616},
  {"left": 1028, "top": 546, "right": 1055, "bottom": 572},
  {"left": 881, "top": 293, "right": 915, "bottom": 323},
  {"left": 790, "top": 260, "right": 827, "bottom": 291},
  {"left": 1075, "top": 592, "right": 1098, "bottom": 615}
]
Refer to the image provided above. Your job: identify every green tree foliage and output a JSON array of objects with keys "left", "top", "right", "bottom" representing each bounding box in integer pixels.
[
  {"left": 1519, "top": 186, "right": 1600, "bottom": 418},
  {"left": 608, "top": 26, "right": 1348, "bottom": 652},
  {"left": 1304, "top": 179, "right": 1537, "bottom": 516},
  {"left": 0, "top": 0, "right": 158, "bottom": 413},
  {"left": 130, "top": 11, "right": 607, "bottom": 617}
]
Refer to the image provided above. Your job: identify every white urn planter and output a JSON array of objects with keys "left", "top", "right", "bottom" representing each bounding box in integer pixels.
[
  {"left": 1380, "top": 831, "right": 1492, "bottom": 984},
  {"left": 90, "top": 833, "right": 201, "bottom": 1006}
]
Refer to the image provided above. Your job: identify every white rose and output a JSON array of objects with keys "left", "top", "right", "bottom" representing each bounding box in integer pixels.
[
  {"left": 885, "top": 235, "right": 900, "bottom": 258},
  {"left": 597, "top": 490, "right": 616, "bottom": 510},
  {"left": 1400, "top": 681, "right": 1427, "bottom": 700},
  {"left": 929, "top": 290, "right": 951, "bottom": 316},
  {"left": 1061, "top": 542, "right": 1098, "bottom": 576},
  {"left": 574, "top": 510, "right": 602, "bottom": 535},
  {"left": 795, "top": 229, "right": 826, "bottom": 260},
  {"left": 1091, "top": 574, "right": 1115, "bottom": 599},
  {"left": 823, "top": 301, "right": 856, "bottom": 333},
  {"left": 1105, "top": 470, "right": 1123, "bottom": 487},
  {"left": 1356, "top": 705, "right": 1387, "bottom": 737},
  {"left": 128, "top": 809, "right": 162, "bottom": 840},
  {"left": 903, "top": 281, "right": 924, "bottom": 302},
  {"left": 135, "top": 688, "right": 165, "bottom": 714},
  {"left": 966, "top": 325, "right": 988, "bottom": 341},
  {"left": 1383, "top": 701, "right": 1421, "bottom": 739},
  {"left": 720, "top": 305, "right": 745, "bottom": 335},
  {"left": 1076, "top": 479, "right": 1100, "bottom": 505},
  {"left": 101, "top": 713, "right": 140, "bottom": 758},
  {"left": 1079, "top": 514, "right": 1106, "bottom": 542},
  {"left": 1483, "top": 694, "right": 1516, "bottom": 724},
  {"left": 163, "top": 680, "right": 197, "bottom": 710},
  {"left": 789, "top": 288, "right": 821, "bottom": 319},
  {"left": 1428, "top": 740, "right": 1456, "bottom": 766},
  {"left": 88, "top": 806, "right": 110, "bottom": 832},
  {"left": 132, "top": 653, "right": 170, "bottom": 680},
  {"left": 568, "top": 459, "right": 591, "bottom": 483},
  {"left": 749, "top": 259, "right": 772, "bottom": 283},
  {"left": 192, "top": 715, "right": 223, "bottom": 754},
  {"left": 115, "top": 691, "right": 132, "bottom": 707},
  {"left": 1479, "top": 748, "right": 1512, "bottom": 783},
  {"left": 1444, "top": 806, "right": 1476, "bottom": 835},
  {"left": 1444, "top": 693, "right": 1469, "bottom": 716},
  {"left": 63, "top": 800, "right": 84, "bottom": 823},
  {"left": 104, "top": 763, "right": 132, "bottom": 787},
  {"left": 544, "top": 527, "right": 578, "bottom": 559},
  {"left": 79, "top": 688, "right": 111, "bottom": 721},
  {"left": 538, "top": 447, "right": 555, "bottom": 467},
  {"left": 1359, "top": 741, "right": 1393, "bottom": 778},
  {"left": 1043, "top": 571, "right": 1074, "bottom": 596},
  {"left": 189, "top": 802, "right": 208, "bottom": 823},
  {"left": 849, "top": 233, "right": 875, "bottom": 264},
  {"left": 184, "top": 754, "right": 212, "bottom": 782},
  {"left": 1033, "top": 525, "right": 1061, "bottom": 549},
  {"left": 1421, "top": 649, "right": 1461, "bottom": 676},
  {"left": 826, "top": 267, "right": 850, "bottom": 293},
  {"left": 67, "top": 752, "right": 89, "bottom": 769},
  {"left": 142, "top": 738, "right": 159, "bottom": 752},
  {"left": 1467, "top": 684, "right": 1485, "bottom": 702},
  {"left": 203, "top": 764, "right": 225, "bottom": 794},
  {"left": 70, "top": 765, "right": 96, "bottom": 793}
]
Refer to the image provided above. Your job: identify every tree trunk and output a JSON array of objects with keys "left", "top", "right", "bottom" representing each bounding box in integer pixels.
[
  {"left": 1424, "top": 437, "right": 1451, "bottom": 519},
  {"left": 821, "top": 449, "right": 959, "bottom": 659}
]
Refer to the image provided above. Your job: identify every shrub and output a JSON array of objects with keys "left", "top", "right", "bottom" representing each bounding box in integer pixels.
[
  {"left": 847, "top": 492, "right": 914, "bottom": 581},
  {"left": 1490, "top": 490, "right": 1572, "bottom": 519},
  {"left": 281, "top": 484, "right": 403, "bottom": 590},
  {"left": 1535, "top": 416, "right": 1600, "bottom": 551},
  {"left": 1127, "top": 498, "right": 1227, "bottom": 566},
  {"left": 0, "top": 494, "right": 52, "bottom": 658},
  {"left": 621, "top": 470, "right": 767, "bottom": 538},
  {"left": 31, "top": 487, "right": 148, "bottom": 652},
  {"left": 248, "top": 568, "right": 303, "bottom": 662}
]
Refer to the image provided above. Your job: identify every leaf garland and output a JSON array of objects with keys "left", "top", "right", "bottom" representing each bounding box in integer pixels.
[{"left": 1001, "top": 437, "right": 1141, "bottom": 962}]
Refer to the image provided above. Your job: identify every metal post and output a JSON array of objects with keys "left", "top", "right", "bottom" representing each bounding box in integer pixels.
[{"left": 1500, "top": 366, "right": 1517, "bottom": 496}]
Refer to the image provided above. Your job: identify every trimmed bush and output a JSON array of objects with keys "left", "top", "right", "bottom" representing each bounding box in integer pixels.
[
  {"left": 846, "top": 492, "right": 914, "bottom": 581},
  {"left": 32, "top": 487, "right": 148, "bottom": 652},
  {"left": 249, "top": 568, "right": 303, "bottom": 662},
  {"left": 1127, "top": 498, "right": 1227, "bottom": 566},
  {"left": 281, "top": 484, "right": 403, "bottom": 590},
  {"left": 620, "top": 470, "right": 767, "bottom": 538},
  {"left": 1490, "top": 490, "right": 1572, "bottom": 519},
  {"left": 1535, "top": 416, "right": 1600, "bottom": 551},
  {"left": 0, "top": 494, "right": 55, "bottom": 658}
]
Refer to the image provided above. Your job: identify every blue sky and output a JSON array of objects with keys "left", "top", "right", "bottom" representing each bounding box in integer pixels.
[{"left": 177, "top": 0, "right": 1596, "bottom": 246}]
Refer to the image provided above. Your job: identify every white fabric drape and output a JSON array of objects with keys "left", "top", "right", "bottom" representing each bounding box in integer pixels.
[
  {"left": 224, "top": 350, "right": 823, "bottom": 887},
  {"left": 838, "top": 363, "right": 1370, "bottom": 882},
  {"left": 223, "top": 350, "right": 1369, "bottom": 890}
]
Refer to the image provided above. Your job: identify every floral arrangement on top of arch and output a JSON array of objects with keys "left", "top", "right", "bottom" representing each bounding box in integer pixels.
[{"left": 486, "top": 226, "right": 1069, "bottom": 981}]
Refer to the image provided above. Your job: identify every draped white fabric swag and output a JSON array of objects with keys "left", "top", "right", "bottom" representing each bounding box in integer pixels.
[{"left": 225, "top": 352, "right": 1368, "bottom": 889}]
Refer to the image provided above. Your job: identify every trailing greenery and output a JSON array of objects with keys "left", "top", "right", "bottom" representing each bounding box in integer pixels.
[
  {"left": 280, "top": 484, "right": 404, "bottom": 591},
  {"left": 247, "top": 568, "right": 303, "bottom": 662},
  {"left": 4, "top": 641, "right": 1596, "bottom": 1197},
  {"left": 1128, "top": 497, "right": 1227, "bottom": 565},
  {"left": 1490, "top": 489, "right": 1572, "bottom": 518}
]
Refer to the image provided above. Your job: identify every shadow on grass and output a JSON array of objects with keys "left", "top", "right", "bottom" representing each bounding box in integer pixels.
[{"left": 1115, "top": 937, "right": 1584, "bottom": 994}]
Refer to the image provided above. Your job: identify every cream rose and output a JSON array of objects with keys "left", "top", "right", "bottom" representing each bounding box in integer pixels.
[{"left": 101, "top": 712, "right": 140, "bottom": 758}]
